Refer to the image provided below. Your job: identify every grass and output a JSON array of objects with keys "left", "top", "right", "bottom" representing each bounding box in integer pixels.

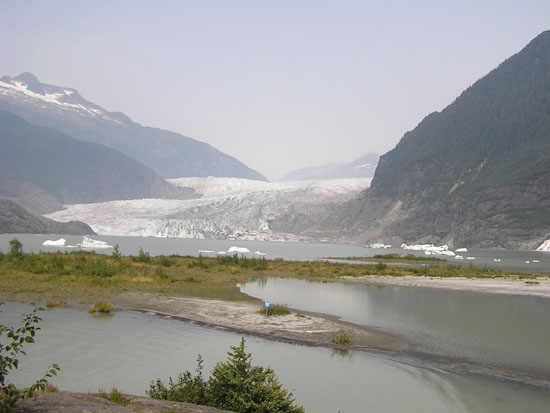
[
  {"left": 331, "top": 330, "right": 353, "bottom": 345},
  {"left": 96, "top": 387, "right": 131, "bottom": 406},
  {"left": 88, "top": 302, "right": 116, "bottom": 314},
  {"left": 257, "top": 303, "right": 291, "bottom": 317},
  {"left": 0, "top": 248, "right": 545, "bottom": 307}
]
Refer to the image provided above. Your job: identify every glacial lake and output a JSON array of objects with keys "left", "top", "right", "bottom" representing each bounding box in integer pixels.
[
  {"left": 240, "top": 278, "right": 550, "bottom": 376},
  {"left": 0, "top": 233, "right": 549, "bottom": 273},
  {"left": 4, "top": 302, "right": 550, "bottom": 413}
]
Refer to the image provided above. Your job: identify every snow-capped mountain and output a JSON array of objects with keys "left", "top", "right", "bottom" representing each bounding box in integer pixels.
[
  {"left": 45, "top": 177, "right": 371, "bottom": 241},
  {"left": 0, "top": 73, "right": 266, "bottom": 180}
]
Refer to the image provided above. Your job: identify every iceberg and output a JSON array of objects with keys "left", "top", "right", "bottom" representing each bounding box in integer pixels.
[
  {"left": 494, "top": 258, "right": 501, "bottom": 262},
  {"left": 533, "top": 259, "right": 540, "bottom": 263},
  {"left": 254, "top": 251, "right": 267, "bottom": 256},
  {"left": 217, "top": 251, "right": 226, "bottom": 255},
  {"left": 228, "top": 246, "right": 251, "bottom": 253},
  {"left": 401, "top": 243, "right": 455, "bottom": 256},
  {"left": 78, "top": 236, "right": 113, "bottom": 249},
  {"left": 454, "top": 255, "right": 464, "bottom": 260},
  {"left": 368, "top": 243, "right": 391, "bottom": 249},
  {"left": 466, "top": 257, "right": 476, "bottom": 260},
  {"left": 42, "top": 238, "right": 66, "bottom": 247},
  {"left": 455, "top": 248, "right": 468, "bottom": 252},
  {"left": 198, "top": 250, "right": 215, "bottom": 254}
]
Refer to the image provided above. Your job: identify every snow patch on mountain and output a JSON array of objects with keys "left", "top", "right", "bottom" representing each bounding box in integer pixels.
[{"left": 45, "top": 177, "right": 371, "bottom": 240}]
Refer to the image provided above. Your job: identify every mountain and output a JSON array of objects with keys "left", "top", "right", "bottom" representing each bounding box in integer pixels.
[
  {"left": 281, "top": 153, "right": 379, "bottom": 181},
  {"left": 305, "top": 30, "right": 550, "bottom": 249},
  {"left": 0, "top": 198, "right": 94, "bottom": 235},
  {"left": 0, "top": 111, "right": 196, "bottom": 214},
  {"left": 0, "top": 73, "right": 266, "bottom": 181}
]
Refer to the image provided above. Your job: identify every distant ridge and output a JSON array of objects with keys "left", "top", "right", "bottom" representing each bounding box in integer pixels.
[
  {"left": 0, "top": 198, "right": 94, "bottom": 235},
  {"left": 0, "top": 110, "right": 197, "bottom": 214},
  {"left": 302, "top": 30, "right": 550, "bottom": 249},
  {"left": 281, "top": 153, "right": 379, "bottom": 181},
  {"left": 0, "top": 73, "right": 266, "bottom": 181}
]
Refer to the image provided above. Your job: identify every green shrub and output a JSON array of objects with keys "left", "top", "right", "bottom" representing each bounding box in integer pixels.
[
  {"left": 331, "top": 330, "right": 353, "bottom": 345},
  {"left": 0, "top": 302, "right": 60, "bottom": 410},
  {"left": 111, "top": 244, "right": 122, "bottom": 261},
  {"left": 8, "top": 239, "right": 23, "bottom": 261},
  {"left": 148, "top": 338, "right": 304, "bottom": 413},
  {"left": 155, "top": 256, "right": 175, "bottom": 267},
  {"left": 133, "top": 248, "right": 151, "bottom": 263},
  {"left": 88, "top": 302, "right": 115, "bottom": 314},
  {"left": 71, "top": 257, "right": 116, "bottom": 277}
]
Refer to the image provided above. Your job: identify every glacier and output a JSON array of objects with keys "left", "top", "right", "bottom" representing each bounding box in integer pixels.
[{"left": 45, "top": 177, "right": 371, "bottom": 241}]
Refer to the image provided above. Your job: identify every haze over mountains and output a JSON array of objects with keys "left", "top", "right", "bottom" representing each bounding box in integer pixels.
[
  {"left": 280, "top": 153, "right": 379, "bottom": 181},
  {"left": 301, "top": 30, "right": 550, "bottom": 249},
  {"left": 1, "top": 31, "right": 549, "bottom": 249},
  {"left": 0, "top": 73, "right": 266, "bottom": 181}
]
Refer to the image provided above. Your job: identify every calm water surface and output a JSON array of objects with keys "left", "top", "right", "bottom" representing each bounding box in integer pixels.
[
  {"left": 4, "top": 302, "right": 550, "bottom": 413},
  {"left": 240, "top": 278, "right": 550, "bottom": 375},
  {"left": 0, "top": 234, "right": 549, "bottom": 272}
]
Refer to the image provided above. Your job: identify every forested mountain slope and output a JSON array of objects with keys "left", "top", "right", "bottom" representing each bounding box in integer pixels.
[{"left": 308, "top": 30, "right": 550, "bottom": 249}]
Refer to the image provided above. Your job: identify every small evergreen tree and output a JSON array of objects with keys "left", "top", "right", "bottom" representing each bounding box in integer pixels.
[{"left": 148, "top": 338, "right": 304, "bottom": 413}]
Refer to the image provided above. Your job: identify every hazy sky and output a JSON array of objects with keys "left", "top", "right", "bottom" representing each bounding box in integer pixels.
[{"left": 1, "top": 1, "right": 549, "bottom": 180}]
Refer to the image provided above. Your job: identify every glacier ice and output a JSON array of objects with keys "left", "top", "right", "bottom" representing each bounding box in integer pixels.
[
  {"left": 44, "top": 177, "right": 371, "bottom": 241},
  {"left": 42, "top": 238, "right": 66, "bottom": 246}
]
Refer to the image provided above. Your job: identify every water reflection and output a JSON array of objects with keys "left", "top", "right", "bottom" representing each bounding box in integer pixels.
[{"left": 240, "top": 278, "right": 550, "bottom": 375}]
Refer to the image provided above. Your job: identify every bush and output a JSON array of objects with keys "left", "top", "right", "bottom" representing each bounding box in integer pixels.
[
  {"left": 148, "top": 338, "right": 304, "bottom": 413},
  {"left": 111, "top": 244, "right": 122, "bottom": 261},
  {"left": 88, "top": 302, "right": 115, "bottom": 314},
  {"left": 0, "top": 302, "right": 60, "bottom": 410},
  {"left": 8, "top": 239, "right": 23, "bottom": 261},
  {"left": 133, "top": 248, "right": 151, "bottom": 263},
  {"left": 331, "top": 329, "right": 353, "bottom": 345},
  {"left": 71, "top": 257, "right": 116, "bottom": 278}
]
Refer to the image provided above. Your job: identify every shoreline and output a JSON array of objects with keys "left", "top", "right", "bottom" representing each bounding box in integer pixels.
[
  {"left": 343, "top": 275, "right": 550, "bottom": 298},
  {"left": 113, "top": 292, "right": 550, "bottom": 390}
]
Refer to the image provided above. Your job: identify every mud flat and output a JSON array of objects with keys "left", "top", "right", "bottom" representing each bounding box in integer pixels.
[{"left": 349, "top": 275, "right": 550, "bottom": 298}]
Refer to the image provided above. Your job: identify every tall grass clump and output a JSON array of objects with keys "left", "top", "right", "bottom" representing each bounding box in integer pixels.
[
  {"left": 257, "top": 303, "right": 291, "bottom": 317},
  {"left": 88, "top": 302, "right": 116, "bottom": 314}
]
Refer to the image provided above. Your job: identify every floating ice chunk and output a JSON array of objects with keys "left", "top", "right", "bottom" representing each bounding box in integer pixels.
[
  {"left": 254, "top": 251, "right": 267, "bottom": 256},
  {"left": 466, "top": 257, "right": 476, "bottom": 260},
  {"left": 198, "top": 250, "right": 215, "bottom": 254},
  {"left": 454, "top": 255, "right": 464, "bottom": 260},
  {"left": 401, "top": 243, "right": 453, "bottom": 255},
  {"left": 455, "top": 248, "right": 468, "bottom": 252},
  {"left": 42, "top": 238, "right": 66, "bottom": 246},
  {"left": 217, "top": 251, "right": 226, "bottom": 255},
  {"left": 494, "top": 258, "right": 501, "bottom": 262},
  {"left": 228, "top": 246, "right": 250, "bottom": 253},
  {"left": 78, "top": 236, "right": 113, "bottom": 249},
  {"left": 368, "top": 243, "right": 391, "bottom": 249},
  {"left": 532, "top": 259, "right": 540, "bottom": 263},
  {"left": 525, "top": 260, "right": 530, "bottom": 264}
]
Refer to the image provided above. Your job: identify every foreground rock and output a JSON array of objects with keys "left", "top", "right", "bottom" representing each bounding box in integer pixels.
[{"left": 16, "top": 391, "right": 232, "bottom": 413}]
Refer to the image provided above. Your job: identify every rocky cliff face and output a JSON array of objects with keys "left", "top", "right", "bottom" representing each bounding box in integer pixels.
[{"left": 303, "top": 31, "right": 550, "bottom": 249}]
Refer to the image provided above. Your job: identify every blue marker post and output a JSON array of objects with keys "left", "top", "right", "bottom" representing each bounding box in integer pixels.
[{"left": 264, "top": 301, "right": 270, "bottom": 318}]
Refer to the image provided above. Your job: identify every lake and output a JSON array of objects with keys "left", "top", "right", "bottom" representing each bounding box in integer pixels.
[
  {"left": 240, "top": 277, "right": 550, "bottom": 376},
  {"left": 1, "top": 233, "right": 549, "bottom": 272},
  {"left": 4, "top": 302, "right": 550, "bottom": 413}
]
